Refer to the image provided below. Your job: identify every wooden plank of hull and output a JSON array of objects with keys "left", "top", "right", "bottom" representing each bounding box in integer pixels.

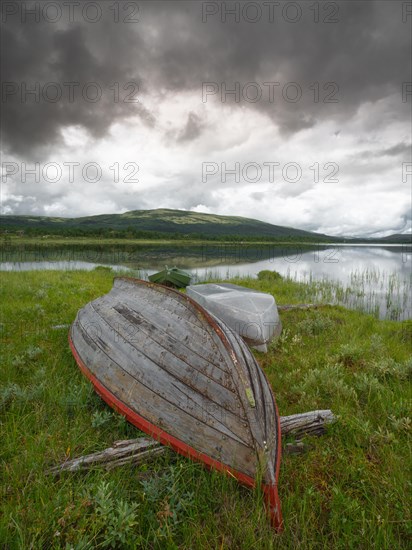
[
  {"left": 88, "top": 303, "right": 245, "bottom": 421},
  {"left": 219, "top": 317, "right": 278, "bottom": 479},
  {"left": 70, "top": 277, "right": 282, "bottom": 529},
  {"left": 71, "top": 318, "right": 253, "bottom": 450},
  {"left": 108, "top": 282, "right": 225, "bottom": 367}
]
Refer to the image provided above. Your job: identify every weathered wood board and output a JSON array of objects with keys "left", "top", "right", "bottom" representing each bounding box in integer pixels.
[{"left": 69, "top": 277, "right": 282, "bottom": 529}]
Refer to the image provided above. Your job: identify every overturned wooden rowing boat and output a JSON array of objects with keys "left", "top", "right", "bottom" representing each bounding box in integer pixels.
[{"left": 69, "top": 277, "right": 282, "bottom": 529}]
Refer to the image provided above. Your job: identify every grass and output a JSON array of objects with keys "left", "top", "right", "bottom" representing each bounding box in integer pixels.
[
  {"left": 0, "top": 239, "right": 328, "bottom": 255},
  {"left": 1, "top": 269, "right": 411, "bottom": 549},
  {"left": 201, "top": 268, "right": 411, "bottom": 321}
]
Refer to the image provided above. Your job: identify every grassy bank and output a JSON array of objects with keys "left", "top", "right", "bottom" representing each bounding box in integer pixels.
[
  {"left": 1, "top": 236, "right": 339, "bottom": 247},
  {"left": 1, "top": 270, "right": 411, "bottom": 549}
]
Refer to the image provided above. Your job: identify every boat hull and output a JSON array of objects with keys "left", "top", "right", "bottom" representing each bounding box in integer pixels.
[
  {"left": 187, "top": 283, "right": 282, "bottom": 352},
  {"left": 69, "top": 277, "right": 282, "bottom": 529},
  {"left": 148, "top": 267, "right": 191, "bottom": 288}
]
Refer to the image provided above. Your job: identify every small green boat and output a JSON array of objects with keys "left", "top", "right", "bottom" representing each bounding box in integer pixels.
[{"left": 148, "top": 266, "right": 191, "bottom": 288}]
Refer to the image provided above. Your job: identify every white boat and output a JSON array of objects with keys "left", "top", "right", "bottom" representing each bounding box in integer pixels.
[{"left": 186, "top": 283, "right": 282, "bottom": 352}]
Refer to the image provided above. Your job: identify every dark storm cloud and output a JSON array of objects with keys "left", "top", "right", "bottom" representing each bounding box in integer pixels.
[
  {"left": 1, "top": 2, "right": 149, "bottom": 157},
  {"left": 177, "top": 112, "right": 205, "bottom": 142},
  {"left": 353, "top": 142, "right": 412, "bottom": 160},
  {"left": 137, "top": 0, "right": 410, "bottom": 131},
  {"left": 1, "top": 0, "right": 410, "bottom": 156},
  {"left": 381, "top": 143, "right": 412, "bottom": 158}
]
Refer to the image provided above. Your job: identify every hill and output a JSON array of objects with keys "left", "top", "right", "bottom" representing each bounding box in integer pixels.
[
  {"left": 1, "top": 209, "right": 410, "bottom": 243},
  {"left": 376, "top": 233, "right": 412, "bottom": 244},
  {"left": 0, "top": 208, "right": 337, "bottom": 241}
]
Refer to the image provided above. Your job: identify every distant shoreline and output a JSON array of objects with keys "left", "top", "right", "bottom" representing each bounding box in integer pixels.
[{"left": 1, "top": 236, "right": 411, "bottom": 247}]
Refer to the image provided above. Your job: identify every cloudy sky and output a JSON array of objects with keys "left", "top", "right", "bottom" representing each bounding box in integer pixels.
[{"left": 1, "top": 0, "right": 411, "bottom": 237}]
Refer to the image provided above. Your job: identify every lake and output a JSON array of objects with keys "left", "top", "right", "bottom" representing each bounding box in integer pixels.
[{"left": 1, "top": 242, "right": 411, "bottom": 321}]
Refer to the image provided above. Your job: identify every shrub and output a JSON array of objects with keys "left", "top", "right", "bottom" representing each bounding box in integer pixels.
[
  {"left": 257, "top": 270, "right": 282, "bottom": 281},
  {"left": 297, "top": 313, "right": 334, "bottom": 336}
]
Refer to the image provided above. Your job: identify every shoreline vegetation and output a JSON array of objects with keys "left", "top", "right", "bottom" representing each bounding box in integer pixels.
[
  {"left": 0, "top": 235, "right": 364, "bottom": 246},
  {"left": 2, "top": 237, "right": 406, "bottom": 261},
  {"left": 1, "top": 234, "right": 411, "bottom": 246},
  {"left": 1, "top": 268, "right": 411, "bottom": 548}
]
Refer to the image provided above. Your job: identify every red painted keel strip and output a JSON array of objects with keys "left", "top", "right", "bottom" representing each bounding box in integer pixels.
[{"left": 69, "top": 330, "right": 283, "bottom": 531}]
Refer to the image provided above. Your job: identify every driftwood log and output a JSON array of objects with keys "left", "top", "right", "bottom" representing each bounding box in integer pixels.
[
  {"left": 49, "top": 410, "right": 335, "bottom": 475},
  {"left": 48, "top": 439, "right": 165, "bottom": 474},
  {"left": 279, "top": 410, "right": 335, "bottom": 437}
]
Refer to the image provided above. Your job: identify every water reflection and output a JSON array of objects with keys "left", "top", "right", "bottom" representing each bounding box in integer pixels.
[
  {"left": 0, "top": 260, "right": 131, "bottom": 272},
  {"left": 1, "top": 244, "right": 411, "bottom": 320}
]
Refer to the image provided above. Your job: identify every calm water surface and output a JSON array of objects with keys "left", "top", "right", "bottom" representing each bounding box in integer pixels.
[{"left": 1, "top": 244, "right": 411, "bottom": 320}]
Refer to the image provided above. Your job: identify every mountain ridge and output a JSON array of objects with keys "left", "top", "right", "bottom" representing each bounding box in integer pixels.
[{"left": 1, "top": 209, "right": 411, "bottom": 243}]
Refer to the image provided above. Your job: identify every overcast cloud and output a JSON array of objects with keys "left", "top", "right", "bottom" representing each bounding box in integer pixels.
[{"left": 1, "top": 0, "right": 411, "bottom": 237}]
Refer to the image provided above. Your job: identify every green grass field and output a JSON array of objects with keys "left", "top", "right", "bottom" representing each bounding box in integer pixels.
[{"left": 1, "top": 269, "right": 411, "bottom": 549}]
